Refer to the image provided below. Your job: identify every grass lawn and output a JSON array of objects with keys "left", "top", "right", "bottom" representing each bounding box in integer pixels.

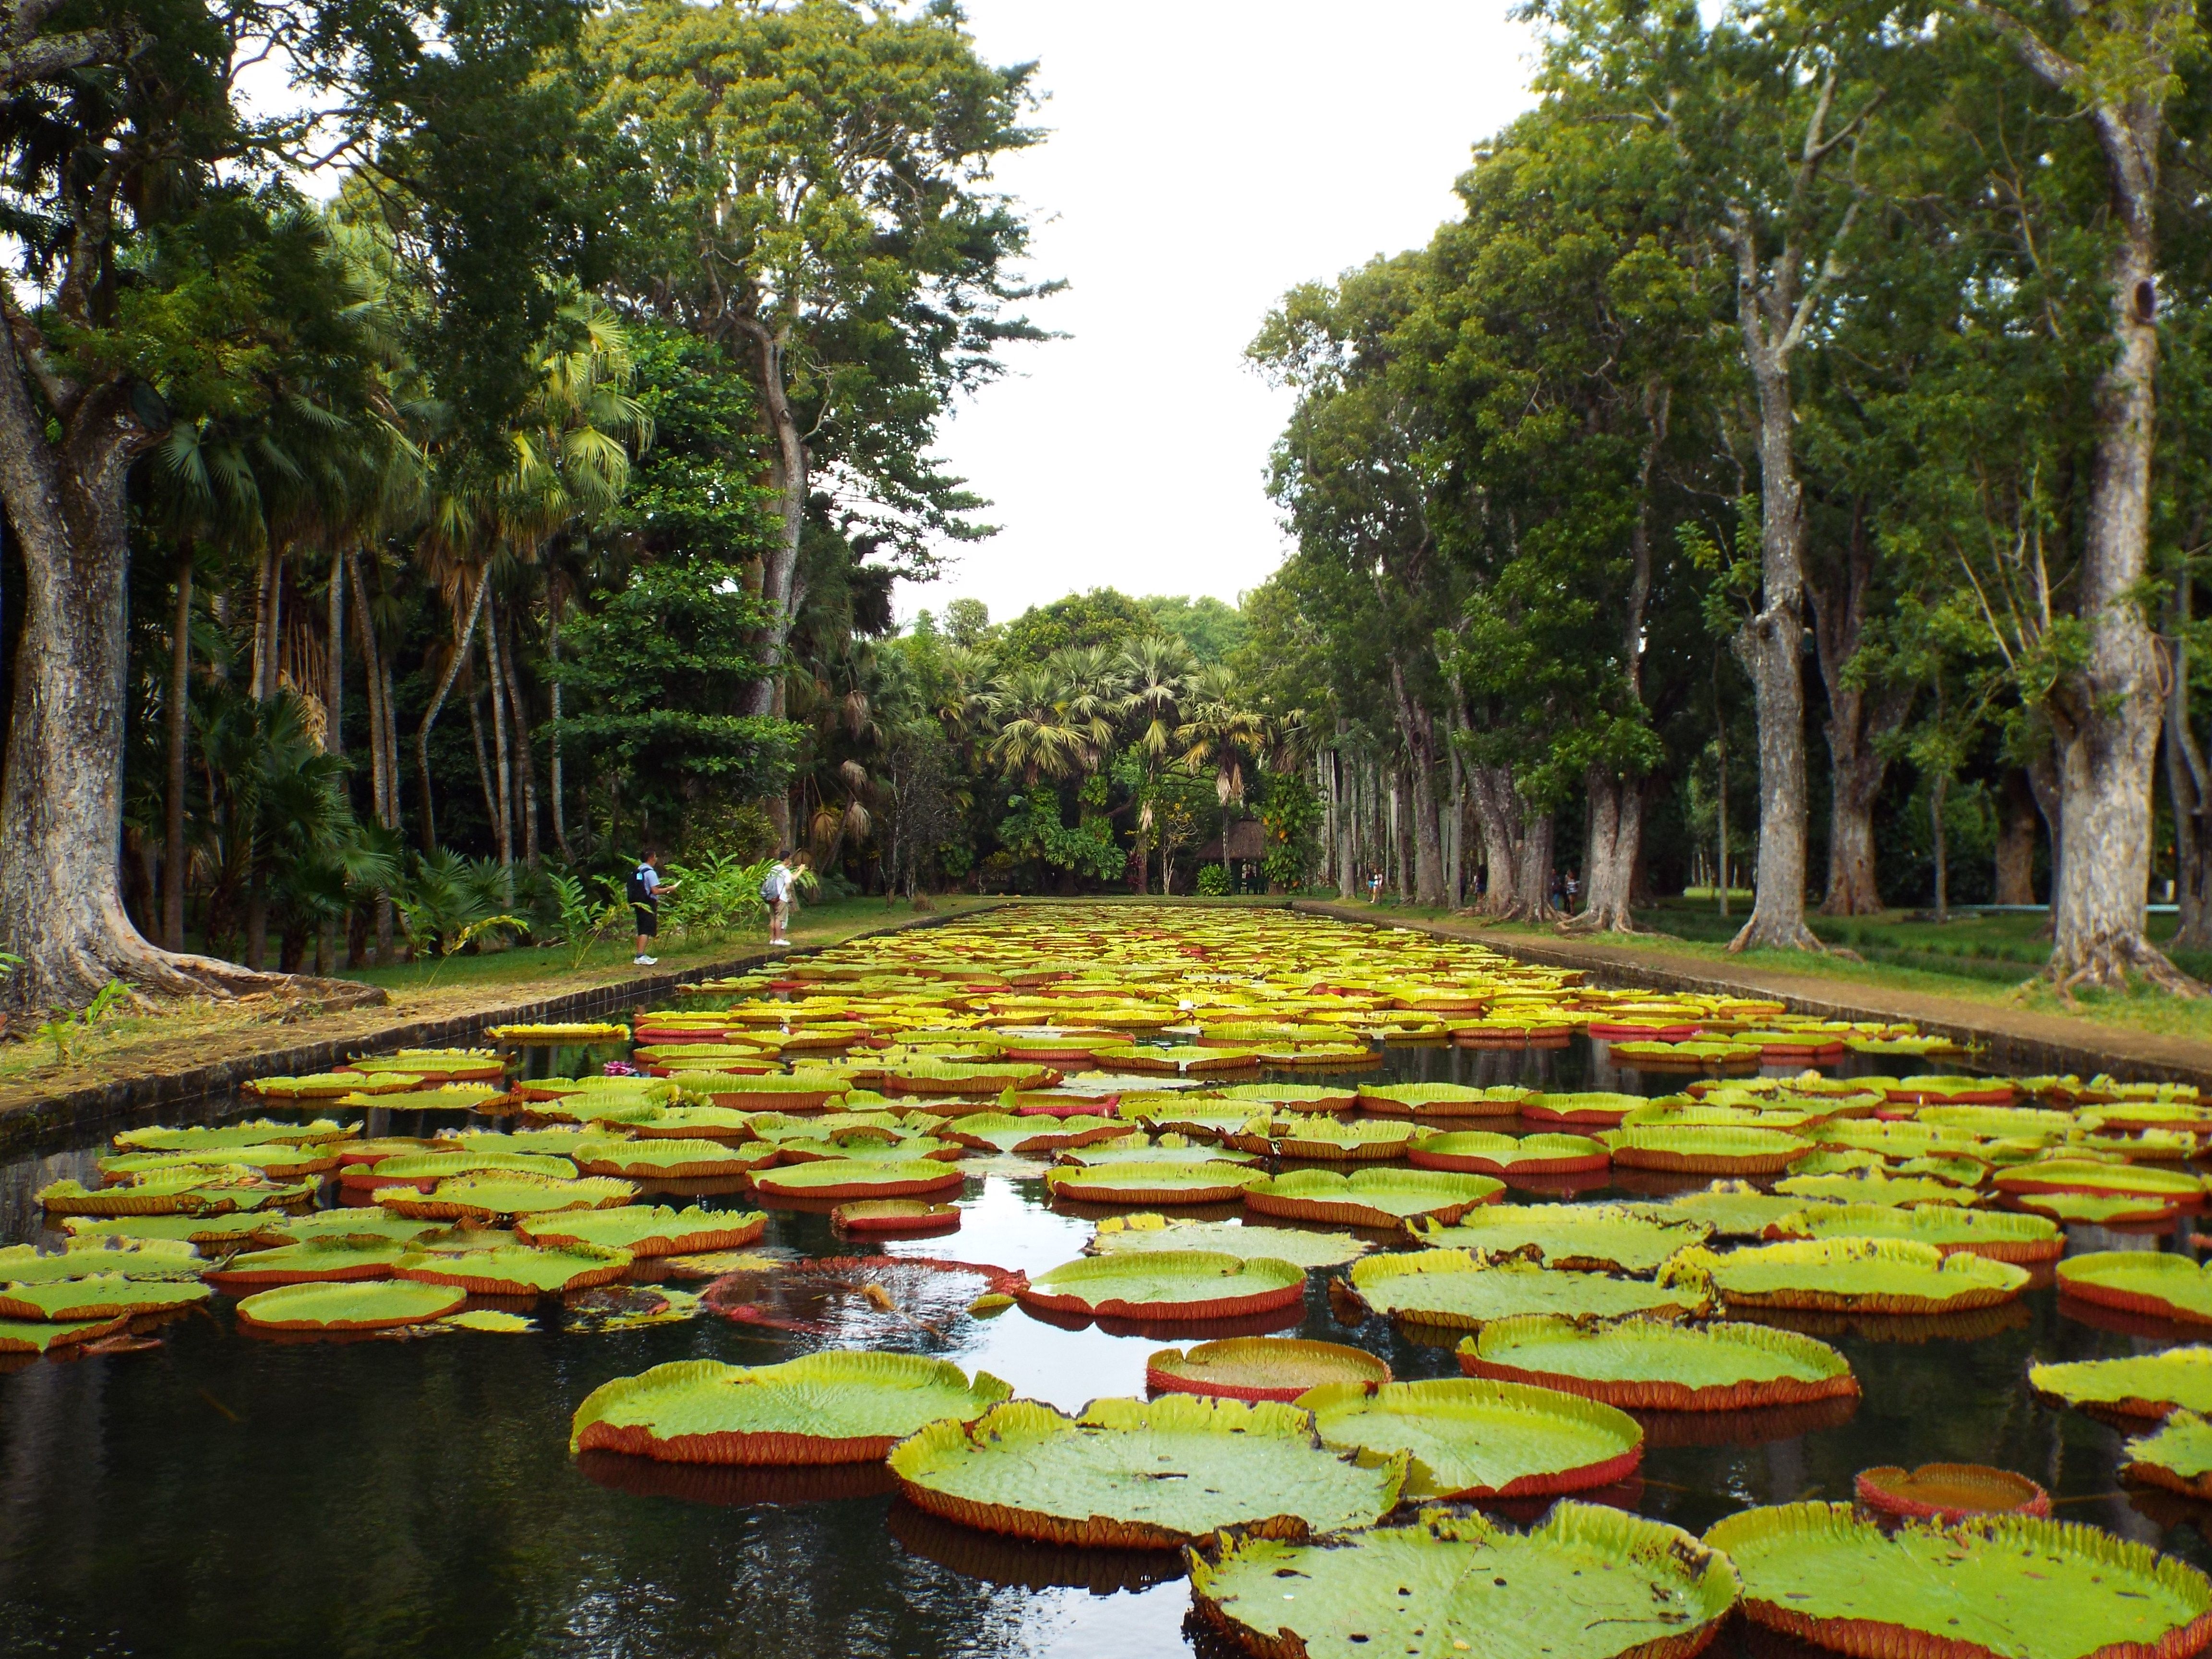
[
  {"left": 1328, "top": 892, "right": 2212, "bottom": 1046},
  {"left": 0, "top": 895, "right": 996, "bottom": 1106}
]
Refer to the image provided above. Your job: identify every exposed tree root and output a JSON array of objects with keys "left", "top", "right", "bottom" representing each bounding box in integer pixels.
[
  {"left": 1558, "top": 906, "right": 1648, "bottom": 936},
  {"left": 1727, "top": 916, "right": 1826, "bottom": 954},
  {"left": 2045, "top": 931, "right": 2204, "bottom": 1001},
  {"left": 7, "top": 920, "right": 387, "bottom": 1017}
]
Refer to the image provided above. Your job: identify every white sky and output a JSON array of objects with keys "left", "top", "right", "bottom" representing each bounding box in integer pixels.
[{"left": 897, "top": 0, "right": 1539, "bottom": 628}]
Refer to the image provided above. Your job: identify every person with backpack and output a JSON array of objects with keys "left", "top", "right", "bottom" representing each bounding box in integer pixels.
[
  {"left": 629, "top": 850, "right": 673, "bottom": 966},
  {"left": 763, "top": 851, "right": 794, "bottom": 947}
]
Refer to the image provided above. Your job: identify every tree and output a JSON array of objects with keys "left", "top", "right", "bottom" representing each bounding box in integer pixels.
[
  {"left": 0, "top": 0, "right": 595, "bottom": 1010},
  {"left": 580, "top": 0, "right": 1046, "bottom": 788}
]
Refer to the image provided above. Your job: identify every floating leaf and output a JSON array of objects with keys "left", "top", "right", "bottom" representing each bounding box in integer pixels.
[
  {"left": 572, "top": 1352, "right": 1010, "bottom": 1464},
  {"left": 1087, "top": 1214, "right": 1373, "bottom": 1268},
  {"left": 205, "top": 1239, "right": 406, "bottom": 1287},
  {"left": 1459, "top": 1313, "right": 1857, "bottom": 1412},
  {"left": 374, "top": 1173, "right": 638, "bottom": 1221},
  {"left": 1767, "top": 1203, "right": 2062, "bottom": 1263},
  {"left": 1688, "top": 1238, "right": 2028, "bottom": 1314},
  {"left": 1020, "top": 1250, "right": 1306, "bottom": 1322},
  {"left": 888, "top": 1395, "right": 1403, "bottom": 1548},
  {"left": 1347, "top": 1251, "right": 1708, "bottom": 1331},
  {"left": 0, "top": 1275, "right": 213, "bottom": 1321},
  {"left": 1300, "top": 1377, "right": 1642, "bottom": 1499},
  {"left": 1243, "top": 1168, "right": 1502, "bottom": 1230},
  {"left": 2057, "top": 1250, "right": 2212, "bottom": 1325},
  {"left": 1043, "top": 1160, "right": 1264, "bottom": 1205},
  {"left": 2125, "top": 1410, "right": 2212, "bottom": 1502},
  {"left": 1146, "top": 1337, "right": 1388, "bottom": 1402},
  {"left": 232, "top": 1279, "right": 465, "bottom": 1332},
  {"left": 1407, "top": 1130, "right": 1608, "bottom": 1177},
  {"left": 1408, "top": 1204, "right": 1709, "bottom": 1275},
  {"left": 2031, "top": 1349, "right": 2212, "bottom": 1419},
  {"left": 515, "top": 1205, "right": 765, "bottom": 1256}
]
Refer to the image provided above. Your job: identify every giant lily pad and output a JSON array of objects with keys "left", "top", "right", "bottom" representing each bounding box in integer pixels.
[
  {"left": 1301, "top": 1377, "right": 1642, "bottom": 1500},
  {"left": 1705, "top": 1501, "right": 2212, "bottom": 1659},
  {"left": 515, "top": 1205, "right": 765, "bottom": 1256},
  {"left": 1408, "top": 1204, "right": 1710, "bottom": 1275},
  {"left": 1690, "top": 1238, "right": 2029, "bottom": 1314},
  {"left": 394, "top": 1243, "right": 630, "bottom": 1296},
  {"left": 887, "top": 1395, "right": 1404, "bottom": 1548},
  {"left": 1354, "top": 1083, "right": 1529, "bottom": 1119},
  {"left": 1146, "top": 1338, "right": 1389, "bottom": 1402},
  {"left": 63, "top": 1212, "right": 285, "bottom": 1249},
  {"left": 205, "top": 1239, "right": 407, "bottom": 1287},
  {"left": 1265, "top": 1115, "right": 1416, "bottom": 1162},
  {"left": 1187, "top": 1502, "right": 1738, "bottom": 1659},
  {"left": 253, "top": 1210, "right": 449, "bottom": 1248},
  {"left": 1601, "top": 1124, "right": 1808, "bottom": 1176},
  {"left": 1052, "top": 1132, "right": 1257, "bottom": 1167},
  {"left": 1043, "top": 1160, "right": 1263, "bottom": 1206},
  {"left": 751, "top": 1160, "right": 964, "bottom": 1201},
  {"left": 1087, "top": 1215, "right": 1373, "bottom": 1268},
  {"left": 1520, "top": 1092, "right": 1647, "bottom": 1127},
  {"left": 233, "top": 1278, "right": 465, "bottom": 1331},
  {"left": 1993, "top": 1158, "right": 2207, "bottom": 1202},
  {"left": 1460, "top": 1313, "right": 1857, "bottom": 1412},
  {"left": 2126, "top": 1410, "right": 2212, "bottom": 1502},
  {"left": 1773, "top": 1169, "right": 1978, "bottom": 1208},
  {"left": 1407, "top": 1130, "right": 1608, "bottom": 1177},
  {"left": 2012, "top": 1190, "right": 2181, "bottom": 1226},
  {"left": 375, "top": 1173, "right": 638, "bottom": 1221},
  {"left": 1767, "top": 1203, "right": 2063, "bottom": 1263},
  {"left": 571, "top": 1352, "right": 1010, "bottom": 1464},
  {"left": 0, "top": 1274, "right": 213, "bottom": 1321},
  {"left": 939, "top": 1112, "right": 1126, "bottom": 1154},
  {"left": 2057, "top": 1251, "right": 2212, "bottom": 1325},
  {"left": 341, "top": 1150, "right": 578, "bottom": 1191},
  {"left": 1243, "top": 1168, "right": 1503, "bottom": 1230},
  {"left": 2031, "top": 1349, "right": 2212, "bottom": 1419},
  {"left": 1346, "top": 1251, "right": 1709, "bottom": 1331},
  {"left": 97, "top": 1147, "right": 342, "bottom": 1185},
  {"left": 38, "top": 1172, "right": 316, "bottom": 1216},
  {"left": 114, "top": 1118, "right": 358, "bottom": 1152},
  {"left": 570, "top": 1138, "right": 769, "bottom": 1179},
  {"left": 1019, "top": 1250, "right": 1306, "bottom": 1322},
  {"left": 1655, "top": 1181, "right": 1830, "bottom": 1238},
  {"left": 0, "top": 1315, "right": 129, "bottom": 1355},
  {"left": 0, "top": 1238, "right": 203, "bottom": 1283}
]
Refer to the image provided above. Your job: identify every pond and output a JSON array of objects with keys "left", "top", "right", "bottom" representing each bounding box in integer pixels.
[{"left": 0, "top": 932, "right": 2205, "bottom": 1658}]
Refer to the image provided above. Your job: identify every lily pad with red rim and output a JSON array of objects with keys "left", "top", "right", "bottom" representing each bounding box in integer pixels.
[
  {"left": 1407, "top": 1203, "right": 1710, "bottom": 1275},
  {"left": 832, "top": 1199, "right": 961, "bottom": 1235},
  {"left": 1764, "top": 1203, "right": 2063, "bottom": 1263},
  {"left": 393, "top": 1243, "right": 631, "bottom": 1296},
  {"left": 1688, "top": 1238, "right": 2030, "bottom": 1314},
  {"left": 1601, "top": 1124, "right": 1810, "bottom": 1177},
  {"left": 515, "top": 1205, "right": 765, "bottom": 1255},
  {"left": 1346, "top": 1250, "right": 1711, "bottom": 1332},
  {"left": 1299, "top": 1376, "right": 1643, "bottom": 1500},
  {"left": 1043, "top": 1160, "right": 1263, "bottom": 1206},
  {"left": 750, "top": 1159, "right": 964, "bottom": 1202},
  {"left": 1145, "top": 1337, "right": 1388, "bottom": 1402},
  {"left": 1242, "top": 1167, "right": 1503, "bottom": 1230},
  {"left": 233, "top": 1278, "right": 465, "bottom": 1332},
  {"left": 374, "top": 1173, "right": 639, "bottom": 1221},
  {"left": 204, "top": 1239, "right": 407, "bottom": 1288},
  {"left": 1407, "top": 1130, "right": 1608, "bottom": 1177},
  {"left": 1854, "top": 1462, "right": 2051, "bottom": 1521},
  {"left": 1018, "top": 1250, "right": 1306, "bottom": 1322},
  {"left": 1457, "top": 1313, "right": 1857, "bottom": 1412},
  {"left": 2126, "top": 1411, "right": 2212, "bottom": 1502},
  {"left": 0, "top": 1275, "right": 214, "bottom": 1321},
  {"left": 2057, "top": 1251, "right": 2212, "bottom": 1325},
  {"left": 1086, "top": 1214, "right": 1373, "bottom": 1268}
]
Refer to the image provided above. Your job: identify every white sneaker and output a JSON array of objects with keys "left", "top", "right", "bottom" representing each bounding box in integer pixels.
[{"left": 635, "top": 954, "right": 658, "bottom": 966}]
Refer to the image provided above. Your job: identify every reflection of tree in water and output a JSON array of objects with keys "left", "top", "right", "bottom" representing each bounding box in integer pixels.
[
  {"left": 703, "top": 1255, "right": 1023, "bottom": 1341},
  {"left": 885, "top": 1497, "right": 1183, "bottom": 1596}
]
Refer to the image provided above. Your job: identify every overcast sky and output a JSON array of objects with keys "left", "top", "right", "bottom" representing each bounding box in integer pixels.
[{"left": 894, "top": 1, "right": 1539, "bottom": 629}]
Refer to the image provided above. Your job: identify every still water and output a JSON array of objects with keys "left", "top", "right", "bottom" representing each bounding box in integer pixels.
[{"left": 0, "top": 1035, "right": 2204, "bottom": 1657}]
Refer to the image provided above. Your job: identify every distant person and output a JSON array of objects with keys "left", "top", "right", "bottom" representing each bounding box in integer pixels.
[
  {"left": 629, "top": 849, "right": 672, "bottom": 965},
  {"left": 1564, "top": 868, "right": 1580, "bottom": 912},
  {"left": 763, "top": 851, "right": 795, "bottom": 947},
  {"left": 1368, "top": 867, "right": 1384, "bottom": 904}
]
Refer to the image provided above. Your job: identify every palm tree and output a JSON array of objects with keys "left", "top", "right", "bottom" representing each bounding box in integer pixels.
[
  {"left": 1176, "top": 665, "right": 1270, "bottom": 885},
  {"left": 986, "top": 662, "right": 1095, "bottom": 788},
  {"left": 1118, "top": 635, "right": 1196, "bottom": 892}
]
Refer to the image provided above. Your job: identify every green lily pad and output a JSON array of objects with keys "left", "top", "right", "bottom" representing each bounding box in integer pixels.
[
  {"left": 1919, "top": 1105, "right": 2074, "bottom": 1140},
  {"left": 514, "top": 1205, "right": 766, "bottom": 1256},
  {"left": 2057, "top": 1250, "right": 2212, "bottom": 1324},
  {"left": 347, "top": 1150, "right": 578, "bottom": 1186},
  {"left": 1266, "top": 1115, "right": 1417, "bottom": 1161},
  {"left": 1407, "top": 1130, "right": 1608, "bottom": 1176},
  {"left": 1705, "top": 1501, "right": 2212, "bottom": 1659},
  {"left": 1020, "top": 1250, "right": 1307, "bottom": 1321},
  {"left": 0, "top": 1239, "right": 203, "bottom": 1283},
  {"left": 1653, "top": 1181, "right": 1831, "bottom": 1238},
  {"left": 234, "top": 1278, "right": 466, "bottom": 1331},
  {"left": 252, "top": 1210, "right": 449, "bottom": 1247},
  {"left": 1767, "top": 1203, "right": 2062, "bottom": 1262},
  {"left": 1354, "top": 1083, "right": 1529, "bottom": 1118},
  {"left": 1347, "top": 1251, "right": 1709, "bottom": 1331},
  {"left": 2125, "top": 1410, "right": 2212, "bottom": 1499},
  {"left": 1600, "top": 1124, "right": 1809, "bottom": 1175},
  {"left": 939, "top": 1111, "right": 1125, "bottom": 1154},
  {"left": 888, "top": 1395, "right": 1404, "bottom": 1548},
  {"left": 1407, "top": 1203, "right": 1710, "bottom": 1274},
  {"left": 394, "top": 1244, "right": 630, "bottom": 1296},
  {"left": 1046, "top": 1132, "right": 1256, "bottom": 1167},
  {"left": 1146, "top": 1338, "right": 1389, "bottom": 1402},
  {"left": 0, "top": 1315, "right": 128, "bottom": 1354},
  {"left": 1773, "top": 1170, "right": 1978, "bottom": 1208},
  {"left": 1688, "top": 1238, "right": 2029, "bottom": 1313},
  {"left": 1521, "top": 1092, "right": 1647, "bottom": 1126},
  {"left": 96, "top": 1146, "right": 341, "bottom": 1185},
  {"left": 441, "top": 1309, "right": 536, "bottom": 1333},
  {"left": 1087, "top": 1215, "right": 1373, "bottom": 1268},
  {"left": 0, "top": 1274, "right": 214, "bottom": 1321},
  {"left": 375, "top": 1173, "right": 639, "bottom": 1220},
  {"left": 751, "top": 1159, "right": 964, "bottom": 1200},
  {"left": 1459, "top": 1313, "right": 1856, "bottom": 1411},
  {"left": 1995, "top": 1158, "right": 2208, "bottom": 1200},
  {"left": 1243, "top": 1168, "right": 1503, "bottom": 1230},
  {"left": 1188, "top": 1502, "right": 1738, "bottom": 1659},
  {"left": 205, "top": 1239, "right": 406, "bottom": 1287},
  {"left": 1301, "top": 1377, "right": 1642, "bottom": 1500},
  {"left": 1043, "top": 1161, "right": 1263, "bottom": 1205},
  {"left": 2012, "top": 1190, "right": 2180, "bottom": 1225},
  {"left": 570, "top": 1138, "right": 770, "bottom": 1178},
  {"left": 62, "top": 1212, "right": 283, "bottom": 1248},
  {"left": 2032, "top": 1348, "right": 2212, "bottom": 1419},
  {"left": 1813, "top": 1120, "right": 1988, "bottom": 1159},
  {"left": 37, "top": 1173, "right": 317, "bottom": 1216},
  {"left": 571, "top": 1352, "right": 1011, "bottom": 1463},
  {"left": 113, "top": 1118, "right": 358, "bottom": 1152}
]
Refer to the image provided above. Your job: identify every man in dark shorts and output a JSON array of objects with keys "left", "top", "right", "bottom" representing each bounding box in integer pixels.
[{"left": 630, "top": 849, "right": 672, "bottom": 965}]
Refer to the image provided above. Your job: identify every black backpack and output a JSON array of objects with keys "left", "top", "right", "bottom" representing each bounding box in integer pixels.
[{"left": 626, "top": 865, "right": 653, "bottom": 905}]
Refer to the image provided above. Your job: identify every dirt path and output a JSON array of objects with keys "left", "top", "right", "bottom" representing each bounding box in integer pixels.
[{"left": 1295, "top": 901, "right": 2212, "bottom": 1088}]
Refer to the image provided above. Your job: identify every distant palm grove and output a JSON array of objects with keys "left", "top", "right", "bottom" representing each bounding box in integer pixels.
[{"left": 0, "top": 0, "right": 2205, "bottom": 1010}]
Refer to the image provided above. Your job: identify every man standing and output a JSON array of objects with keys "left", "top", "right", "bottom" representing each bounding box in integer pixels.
[
  {"left": 764, "top": 850, "right": 794, "bottom": 947},
  {"left": 630, "top": 850, "right": 672, "bottom": 965}
]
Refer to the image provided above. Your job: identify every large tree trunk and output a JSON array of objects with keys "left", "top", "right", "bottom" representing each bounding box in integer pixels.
[
  {"left": 737, "top": 316, "right": 802, "bottom": 850},
  {"left": 1334, "top": 749, "right": 1357, "bottom": 900},
  {"left": 499, "top": 603, "right": 539, "bottom": 864},
  {"left": 1995, "top": 769, "right": 2042, "bottom": 908},
  {"left": 1972, "top": 0, "right": 2195, "bottom": 992},
  {"left": 349, "top": 555, "right": 397, "bottom": 963},
  {"left": 1386, "top": 660, "right": 1447, "bottom": 906},
  {"left": 0, "top": 350, "right": 288, "bottom": 1009},
  {"left": 481, "top": 591, "right": 515, "bottom": 868},
  {"left": 164, "top": 561, "right": 192, "bottom": 951},
  {"left": 548, "top": 589, "right": 570, "bottom": 862},
  {"left": 1571, "top": 768, "right": 1643, "bottom": 931},
  {"left": 1467, "top": 765, "right": 1556, "bottom": 921},
  {"left": 1810, "top": 502, "right": 1913, "bottom": 915}
]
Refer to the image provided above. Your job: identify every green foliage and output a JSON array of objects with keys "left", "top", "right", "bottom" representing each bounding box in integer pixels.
[
  {"left": 1259, "top": 770, "right": 1322, "bottom": 890},
  {"left": 549, "top": 873, "right": 628, "bottom": 970},
  {"left": 660, "top": 853, "right": 776, "bottom": 944},
  {"left": 1195, "top": 866, "right": 1234, "bottom": 897}
]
